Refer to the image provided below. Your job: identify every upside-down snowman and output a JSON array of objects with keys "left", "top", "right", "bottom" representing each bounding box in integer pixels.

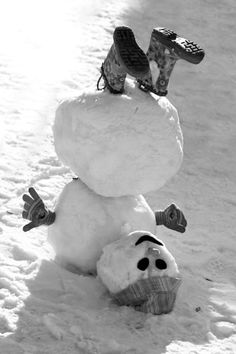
[{"left": 22, "top": 26, "right": 204, "bottom": 315}]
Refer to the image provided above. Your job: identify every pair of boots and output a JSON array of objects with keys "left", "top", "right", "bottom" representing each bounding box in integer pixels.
[{"left": 97, "top": 26, "right": 205, "bottom": 96}]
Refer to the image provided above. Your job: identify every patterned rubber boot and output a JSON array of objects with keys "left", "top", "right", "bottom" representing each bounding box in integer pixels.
[
  {"left": 97, "top": 26, "right": 151, "bottom": 94},
  {"left": 138, "top": 27, "right": 205, "bottom": 96}
]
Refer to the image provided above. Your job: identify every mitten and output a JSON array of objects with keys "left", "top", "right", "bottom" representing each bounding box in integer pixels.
[
  {"left": 155, "top": 203, "right": 187, "bottom": 233},
  {"left": 22, "top": 187, "right": 56, "bottom": 232}
]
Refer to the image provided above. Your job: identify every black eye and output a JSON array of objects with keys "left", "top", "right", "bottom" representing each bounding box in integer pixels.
[
  {"left": 137, "top": 258, "right": 149, "bottom": 271},
  {"left": 155, "top": 259, "right": 167, "bottom": 270}
]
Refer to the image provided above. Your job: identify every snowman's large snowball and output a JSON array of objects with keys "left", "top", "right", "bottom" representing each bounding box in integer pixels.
[
  {"left": 48, "top": 180, "right": 156, "bottom": 273},
  {"left": 53, "top": 80, "right": 183, "bottom": 197},
  {"left": 97, "top": 230, "right": 179, "bottom": 293}
]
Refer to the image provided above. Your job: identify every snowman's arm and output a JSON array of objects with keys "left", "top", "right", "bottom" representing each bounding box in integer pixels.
[
  {"left": 155, "top": 204, "right": 187, "bottom": 233},
  {"left": 22, "top": 187, "right": 56, "bottom": 232}
]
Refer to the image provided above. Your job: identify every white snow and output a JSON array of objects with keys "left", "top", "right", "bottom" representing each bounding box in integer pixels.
[
  {"left": 97, "top": 230, "right": 179, "bottom": 293},
  {"left": 0, "top": 119, "right": 5, "bottom": 153},
  {"left": 54, "top": 80, "right": 183, "bottom": 197},
  {"left": 48, "top": 179, "right": 156, "bottom": 273},
  {"left": 0, "top": 0, "right": 236, "bottom": 353}
]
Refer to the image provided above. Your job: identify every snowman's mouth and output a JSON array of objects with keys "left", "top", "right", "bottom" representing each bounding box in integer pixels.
[{"left": 135, "top": 234, "right": 164, "bottom": 247}]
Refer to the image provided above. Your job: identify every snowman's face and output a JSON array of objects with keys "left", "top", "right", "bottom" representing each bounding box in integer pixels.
[
  {"left": 135, "top": 233, "right": 167, "bottom": 273},
  {"left": 132, "top": 231, "right": 178, "bottom": 279}
]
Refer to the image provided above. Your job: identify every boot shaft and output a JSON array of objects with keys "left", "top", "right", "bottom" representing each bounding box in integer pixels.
[
  {"left": 146, "top": 29, "right": 179, "bottom": 96},
  {"left": 101, "top": 43, "right": 127, "bottom": 94},
  {"left": 147, "top": 35, "right": 179, "bottom": 96}
]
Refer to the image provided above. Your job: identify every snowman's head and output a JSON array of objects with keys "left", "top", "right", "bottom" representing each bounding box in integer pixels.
[{"left": 97, "top": 231, "right": 181, "bottom": 314}]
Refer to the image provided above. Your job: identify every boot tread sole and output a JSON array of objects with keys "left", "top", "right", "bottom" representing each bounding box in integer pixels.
[
  {"left": 152, "top": 27, "right": 205, "bottom": 64},
  {"left": 114, "top": 26, "right": 150, "bottom": 77}
]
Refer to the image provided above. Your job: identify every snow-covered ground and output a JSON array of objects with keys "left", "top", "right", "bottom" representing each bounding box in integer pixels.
[{"left": 0, "top": 0, "right": 236, "bottom": 352}]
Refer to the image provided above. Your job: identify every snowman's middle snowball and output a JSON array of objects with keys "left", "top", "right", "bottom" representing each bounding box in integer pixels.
[
  {"left": 53, "top": 79, "right": 183, "bottom": 197},
  {"left": 48, "top": 179, "right": 156, "bottom": 273}
]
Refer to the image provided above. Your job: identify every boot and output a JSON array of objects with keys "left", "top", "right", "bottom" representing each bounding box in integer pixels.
[
  {"left": 97, "top": 26, "right": 151, "bottom": 94},
  {"left": 138, "top": 27, "right": 205, "bottom": 96}
]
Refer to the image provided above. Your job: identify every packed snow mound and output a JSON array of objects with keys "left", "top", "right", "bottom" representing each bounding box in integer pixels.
[
  {"left": 97, "top": 230, "right": 179, "bottom": 293},
  {"left": 48, "top": 179, "right": 156, "bottom": 273},
  {"left": 53, "top": 79, "right": 183, "bottom": 197},
  {"left": 0, "top": 118, "right": 4, "bottom": 152}
]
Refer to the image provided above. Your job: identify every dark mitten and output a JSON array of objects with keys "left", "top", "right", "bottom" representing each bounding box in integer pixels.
[
  {"left": 155, "top": 203, "right": 187, "bottom": 233},
  {"left": 22, "top": 187, "right": 56, "bottom": 232}
]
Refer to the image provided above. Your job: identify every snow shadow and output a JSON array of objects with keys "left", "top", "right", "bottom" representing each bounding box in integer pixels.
[{"left": 0, "top": 256, "right": 212, "bottom": 354}]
